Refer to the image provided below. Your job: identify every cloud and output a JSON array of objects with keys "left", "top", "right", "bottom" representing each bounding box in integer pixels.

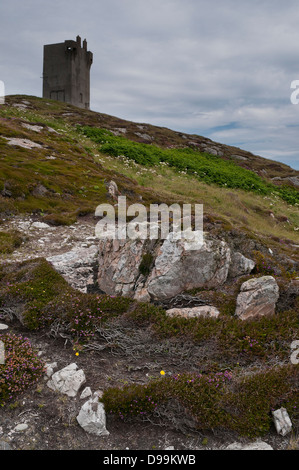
[{"left": 0, "top": 0, "right": 299, "bottom": 169}]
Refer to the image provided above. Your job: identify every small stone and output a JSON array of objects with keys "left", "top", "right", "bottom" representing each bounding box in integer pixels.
[
  {"left": 77, "top": 392, "right": 109, "bottom": 436},
  {"left": 47, "top": 363, "right": 86, "bottom": 397},
  {"left": 166, "top": 305, "right": 220, "bottom": 319},
  {"left": 228, "top": 252, "right": 255, "bottom": 278},
  {"left": 44, "top": 362, "right": 58, "bottom": 378},
  {"left": 31, "top": 221, "right": 51, "bottom": 229},
  {"left": 272, "top": 407, "right": 292, "bottom": 436},
  {"left": 235, "top": 276, "right": 279, "bottom": 320},
  {"left": 80, "top": 387, "right": 92, "bottom": 399},
  {"left": 0, "top": 323, "right": 9, "bottom": 331},
  {"left": 14, "top": 423, "right": 28, "bottom": 432},
  {"left": 226, "top": 440, "right": 273, "bottom": 450}
]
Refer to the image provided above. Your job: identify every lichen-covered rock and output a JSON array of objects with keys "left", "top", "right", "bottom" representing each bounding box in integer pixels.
[
  {"left": 98, "top": 238, "right": 147, "bottom": 297},
  {"left": 97, "top": 233, "right": 231, "bottom": 301},
  {"left": 144, "top": 234, "right": 231, "bottom": 301},
  {"left": 235, "top": 276, "right": 279, "bottom": 320}
]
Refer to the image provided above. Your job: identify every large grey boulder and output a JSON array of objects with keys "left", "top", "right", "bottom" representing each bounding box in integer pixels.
[
  {"left": 47, "top": 363, "right": 86, "bottom": 397},
  {"left": 144, "top": 234, "right": 231, "bottom": 301},
  {"left": 98, "top": 233, "right": 231, "bottom": 302},
  {"left": 235, "top": 276, "right": 279, "bottom": 320},
  {"left": 77, "top": 391, "right": 109, "bottom": 436}
]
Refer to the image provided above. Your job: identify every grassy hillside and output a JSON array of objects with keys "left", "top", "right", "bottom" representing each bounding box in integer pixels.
[
  {"left": 0, "top": 95, "right": 298, "bottom": 444},
  {"left": 0, "top": 95, "right": 298, "bottom": 247}
]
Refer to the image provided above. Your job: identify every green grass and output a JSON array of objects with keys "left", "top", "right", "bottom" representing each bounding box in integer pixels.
[
  {"left": 78, "top": 126, "right": 299, "bottom": 205},
  {"left": 0, "top": 230, "right": 24, "bottom": 253}
]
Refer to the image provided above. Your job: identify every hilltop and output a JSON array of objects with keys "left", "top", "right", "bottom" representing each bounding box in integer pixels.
[{"left": 0, "top": 95, "right": 298, "bottom": 451}]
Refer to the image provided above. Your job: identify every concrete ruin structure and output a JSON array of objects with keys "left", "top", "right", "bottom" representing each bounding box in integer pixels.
[{"left": 42, "top": 35, "right": 93, "bottom": 109}]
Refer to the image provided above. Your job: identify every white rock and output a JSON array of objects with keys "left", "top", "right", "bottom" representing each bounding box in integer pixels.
[
  {"left": 226, "top": 440, "right": 273, "bottom": 450},
  {"left": 22, "top": 123, "right": 43, "bottom": 133},
  {"left": 4, "top": 137, "right": 43, "bottom": 149},
  {"left": 44, "top": 362, "right": 58, "bottom": 378},
  {"left": 47, "top": 363, "right": 86, "bottom": 397},
  {"left": 31, "top": 221, "right": 51, "bottom": 229},
  {"left": 146, "top": 234, "right": 231, "bottom": 301},
  {"left": 47, "top": 245, "right": 99, "bottom": 292},
  {"left": 272, "top": 407, "right": 292, "bottom": 436},
  {"left": 14, "top": 424, "right": 28, "bottom": 433},
  {"left": 98, "top": 233, "right": 231, "bottom": 301},
  {"left": 166, "top": 305, "right": 220, "bottom": 319},
  {"left": 228, "top": 252, "right": 255, "bottom": 278},
  {"left": 77, "top": 392, "right": 109, "bottom": 436},
  {"left": 80, "top": 387, "right": 92, "bottom": 399},
  {"left": 0, "top": 323, "right": 9, "bottom": 331}
]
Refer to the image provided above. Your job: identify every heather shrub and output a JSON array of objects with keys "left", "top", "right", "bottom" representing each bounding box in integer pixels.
[
  {"left": 0, "top": 333, "right": 45, "bottom": 406},
  {"left": 101, "top": 365, "right": 298, "bottom": 437}
]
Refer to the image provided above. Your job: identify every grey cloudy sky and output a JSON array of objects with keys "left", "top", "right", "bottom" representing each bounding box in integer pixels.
[{"left": 1, "top": 0, "right": 299, "bottom": 169}]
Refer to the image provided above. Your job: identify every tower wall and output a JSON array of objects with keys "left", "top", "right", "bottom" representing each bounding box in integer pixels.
[{"left": 43, "top": 36, "right": 93, "bottom": 109}]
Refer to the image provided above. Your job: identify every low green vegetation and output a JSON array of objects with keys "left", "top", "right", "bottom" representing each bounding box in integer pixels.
[
  {"left": 78, "top": 126, "right": 299, "bottom": 205},
  {"left": 0, "top": 230, "right": 24, "bottom": 254},
  {"left": 0, "top": 258, "right": 131, "bottom": 344},
  {"left": 0, "top": 258, "right": 298, "bottom": 364}
]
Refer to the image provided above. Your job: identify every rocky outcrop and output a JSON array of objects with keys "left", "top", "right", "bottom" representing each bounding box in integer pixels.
[
  {"left": 47, "top": 245, "right": 99, "bottom": 293},
  {"left": 97, "top": 233, "right": 232, "bottom": 302},
  {"left": 235, "top": 276, "right": 279, "bottom": 320},
  {"left": 97, "top": 232, "right": 259, "bottom": 302}
]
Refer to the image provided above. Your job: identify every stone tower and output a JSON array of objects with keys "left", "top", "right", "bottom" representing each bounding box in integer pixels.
[{"left": 42, "top": 35, "right": 93, "bottom": 109}]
